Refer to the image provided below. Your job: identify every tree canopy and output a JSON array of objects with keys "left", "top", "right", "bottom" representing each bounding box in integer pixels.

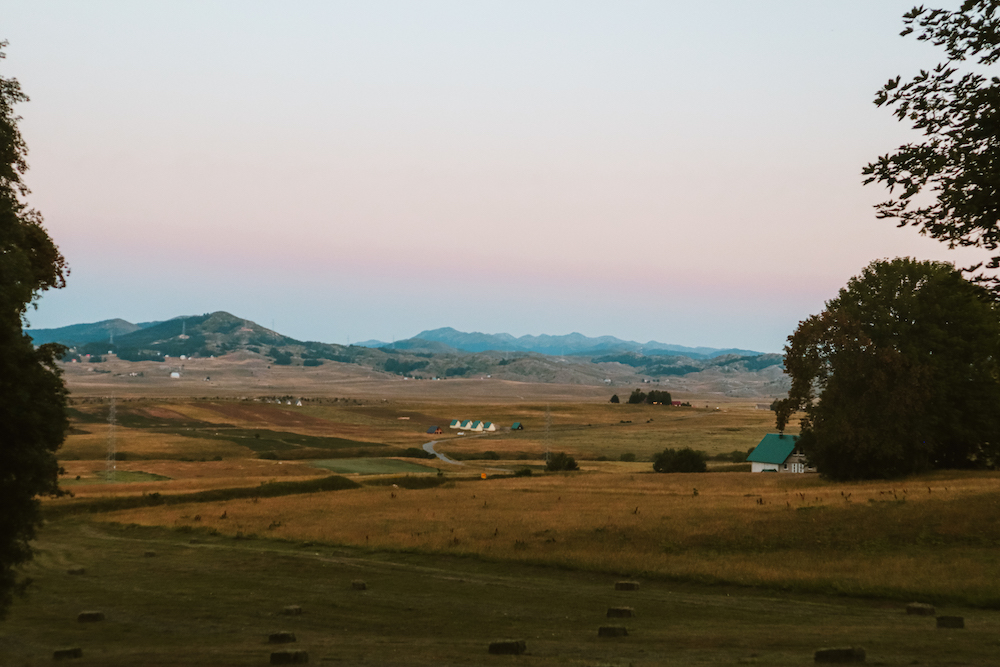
[
  {"left": 864, "top": 1, "right": 1000, "bottom": 288},
  {"left": 774, "top": 258, "right": 1000, "bottom": 480},
  {"left": 0, "top": 42, "right": 68, "bottom": 619}
]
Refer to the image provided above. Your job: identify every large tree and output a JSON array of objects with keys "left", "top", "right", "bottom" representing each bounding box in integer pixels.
[
  {"left": 863, "top": 1, "right": 1000, "bottom": 289},
  {"left": 0, "top": 41, "right": 69, "bottom": 619},
  {"left": 774, "top": 258, "right": 1000, "bottom": 480}
]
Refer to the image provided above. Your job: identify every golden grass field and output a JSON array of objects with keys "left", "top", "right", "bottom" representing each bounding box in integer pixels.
[{"left": 4, "top": 367, "right": 1000, "bottom": 665}]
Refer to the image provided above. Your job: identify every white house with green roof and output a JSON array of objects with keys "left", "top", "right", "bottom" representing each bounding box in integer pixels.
[{"left": 746, "top": 433, "right": 814, "bottom": 473}]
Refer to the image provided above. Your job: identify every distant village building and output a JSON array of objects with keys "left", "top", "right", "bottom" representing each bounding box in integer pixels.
[
  {"left": 482, "top": 422, "right": 496, "bottom": 432},
  {"left": 449, "top": 420, "right": 461, "bottom": 429},
  {"left": 511, "top": 422, "right": 523, "bottom": 430},
  {"left": 746, "top": 434, "right": 814, "bottom": 473},
  {"left": 170, "top": 372, "right": 181, "bottom": 379},
  {"left": 470, "top": 421, "right": 484, "bottom": 432},
  {"left": 427, "top": 426, "right": 443, "bottom": 434}
]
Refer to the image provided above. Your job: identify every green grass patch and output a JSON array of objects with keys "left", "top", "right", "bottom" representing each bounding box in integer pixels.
[
  {"left": 62, "top": 470, "right": 172, "bottom": 485},
  {"left": 311, "top": 458, "right": 437, "bottom": 475}
]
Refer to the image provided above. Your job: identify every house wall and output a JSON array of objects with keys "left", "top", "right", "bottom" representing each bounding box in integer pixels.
[{"left": 751, "top": 462, "right": 779, "bottom": 473}]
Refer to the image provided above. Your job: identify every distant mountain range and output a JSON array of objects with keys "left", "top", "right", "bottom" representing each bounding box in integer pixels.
[
  {"left": 26, "top": 313, "right": 786, "bottom": 396},
  {"left": 358, "top": 327, "right": 763, "bottom": 359}
]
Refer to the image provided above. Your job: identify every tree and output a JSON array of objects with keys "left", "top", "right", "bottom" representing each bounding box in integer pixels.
[
  {"left": 863, "top": 2, "right": 1000, "bottom": 289},
  {"left": 545, "top": 452, "right": 579, "bottom": 472},
  {"left": 627, "top": 389, "right": 646, "bottom": 404},
  {"left": 0, "top": 42, "right": 69, "bottom": 619},
  {"left": 652, "top": 448, "right": 707, "bottom": 473},
  {"left": 609, "top": 394, "right": 620, "bottom": 404},
  {"left": 774, "top": 258, "right": 1000, "bottom": 480}
]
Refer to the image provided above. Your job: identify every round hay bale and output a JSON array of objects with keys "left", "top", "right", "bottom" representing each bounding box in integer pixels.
[
  {"left": 77, "top": 611, "right": 104, "bottom": 623},
  {"left": 268, "top": 631, "right": 297, "bottom": 644},
  {"left": 143, "top": 551, "right": 157, "bottom": 557},
  {"left": 283, "top": 605, "right": 303, "bottom": 616},
  {"left": 66, "top": 567, "right": 85, "bottom": 576},
  {"left": 936, "top": 616, "right": 964, "bottom": 629},
  {"left": 606, "top": 607, "right": 634, "bottom": 618},
  {"left": 906, "top": 602, "right": 935, "bottom": 616},
  {"left": 270, "top": 648, "right": 309, "bottom": 664},
  {"left": 598, "top": 626, "right": 628, "bottom": 638},
  {"left": 53, "top": 647, "right": 83, "bottom": 660},
  {"left": 351, "top": 580, "right": 367, "bottom": 591},
  {"left": 614, "top": 581, "right": 639, "bottom": 591},
  {"left": 488, "top": 640, "right": 526, "bottom": 655},
  {"left": 814, "top": 646, "right": 866, "bottom": 663}
]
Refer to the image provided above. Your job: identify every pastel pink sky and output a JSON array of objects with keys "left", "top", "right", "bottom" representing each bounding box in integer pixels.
[{"left": 4, "top": 1, "right": 984, "bottom": 351}]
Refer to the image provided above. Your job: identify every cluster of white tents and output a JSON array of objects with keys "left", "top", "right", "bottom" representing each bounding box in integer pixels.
[{"left": 449, "top": 419, "right": 496, "bottom": 432}]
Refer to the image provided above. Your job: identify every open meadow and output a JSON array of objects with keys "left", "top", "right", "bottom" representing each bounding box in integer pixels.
[{"left": 3, "top": 369, "right": 1000, "bottom": 665}]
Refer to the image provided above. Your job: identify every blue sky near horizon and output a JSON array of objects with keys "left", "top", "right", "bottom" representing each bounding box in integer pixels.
[{"left": 4, "top": 1, "right": 984, "bottom": 353}]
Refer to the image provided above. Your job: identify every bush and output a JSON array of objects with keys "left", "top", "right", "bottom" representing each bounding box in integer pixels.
[
  {"left": 619, "top": 452, "right": 636, "bottom": 462},
  {"left": 652, "top": 447, "right": 707, "bottom": 473},
  {"left": 513, "top": 467, "right": 533, "bottom": 477},
  {"left": 302, "top": 358, "right": 322, "bottom": 367},
  {"left": 546, "top": 452, "right": 579, "bottom": 472},
  {"left": 610, "top": 394, "right": 620, "bottom": 404}
]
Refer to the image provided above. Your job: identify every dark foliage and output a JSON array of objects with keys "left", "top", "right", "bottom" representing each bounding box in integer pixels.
[
  {"left": 545, "top": 452, "right": 579, "bottom": 472},
  {"left": 775, "top": 258, "right": 1000, "bottom": 480},
  {"left": 652, "top": 448, "right": 707, "bottom": 473},
  {"left": 609, "top": 394, "right": 619, "bottom": 404},
  {"left": 384, "top": 357, "right": 429, "bottom": 375},
  {"left": 864, "top": 2, "right": 1000, "bottom": 290},
  {"left": 0, "top": 43, "right": 68, "bottom": 619}
]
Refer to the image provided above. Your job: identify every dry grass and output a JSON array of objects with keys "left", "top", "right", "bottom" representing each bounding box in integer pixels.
[{"left": 99, "top": 469, "right": 1000, "bottom": 605}]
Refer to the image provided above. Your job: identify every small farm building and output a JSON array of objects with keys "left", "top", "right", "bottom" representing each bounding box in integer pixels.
[
  {"left": 746, "top": 433, "right": 814, "bottom": 473},
  {"left": 482, "top": 422, "right": 496, "bottom": 431},
  {"left": 427, "top": 426, "right": 443, "bottom": 434},
  {"left": 512, "top": 422, "right": 523, "bottom": 430},
  {"left": 470, "top": 421, "right": 484, "bottom": 432},
  {"left": 449, "top": 420, "right": 461, "bottom": 429},
  {"left": 460, "top": 420, "right": 473, "bottom": 429}
]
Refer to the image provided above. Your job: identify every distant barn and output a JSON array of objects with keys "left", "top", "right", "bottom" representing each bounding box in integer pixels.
[
  {"left": 427, "top": 426, "right": 443, "bottom": 434},
  {"left": 511, "top": 422, "right": 523, "bottom": 430}
]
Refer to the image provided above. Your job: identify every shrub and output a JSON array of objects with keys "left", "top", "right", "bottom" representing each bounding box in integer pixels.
[
  {"left": 513, "top": 467, "right": 533, "bottom": 477},
  {"left": 546, "top": 452, "right": 579, "bottom": 472},
  {"left": 652, "top": 447, "right": 707, "bottom": 473},
  {"left": 619, "top": 452, "right": 636, "bottom": 462},
  {"left": 610, "top": 394, "right": 620, "bottom": 404}
]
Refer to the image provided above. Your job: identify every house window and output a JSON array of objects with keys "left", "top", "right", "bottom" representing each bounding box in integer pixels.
[{"left": 783, "top": 464, "right": 788, "bottom": 470}]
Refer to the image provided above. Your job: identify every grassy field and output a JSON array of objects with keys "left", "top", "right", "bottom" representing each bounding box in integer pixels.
[
  {"left": 5, "top": 390, "right": 1000, "bottom": 664},
  {"left": 4, "top": 519, "right": 1000, "bottom": 666}
]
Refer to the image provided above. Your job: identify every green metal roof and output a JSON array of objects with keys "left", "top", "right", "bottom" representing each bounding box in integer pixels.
[
  {"left": 746, "top": 433, "right": 798, "bottom": 464},
  {"left": 512, "top": 422, "right": 522, "bottom": 429}
]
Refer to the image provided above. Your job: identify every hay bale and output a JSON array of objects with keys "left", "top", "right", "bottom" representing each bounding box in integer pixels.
[
  {"left": 283, "top": 605, "right": 302, "bottom": 616},
  {"left": 77, "top": 611, "right": 104, "bottom": 623},
  {"left": 270, "top": 649, "right": 309, "bottom": 664},
  {"left": 606, "top": 607, "right": 634, "bottom": 618},
  {"left": 488, "top": 640, "right": 527, "bottom": 655},
  {"left": 937, "top": 616, "right": 964, "bottom": 629},
  {"left": 144, "top": 550, "right": 157, "bottom": 557},
  {"left": 268, "top": 631, "right": 297, "bottom": 644},
  {"left": 66, "top": 567, "right": 85, "bottom": 575},
  {"left": 614, "top": 581, "right": 639, "bottom": 591},
  {"left": 814, "top": 646, "right": 866, "bottom": 663},
  {"left": 598, "top": 626, "right": 628, "bottom": 637},
  {"left": 351, "top": 580, "right": 367, "bottom": 590},
  {"left": 53, "top": 647, "right": 83, "bottom": 660},
  {"left": 906, "top": 602, "right": 935, "bottom": 616}
]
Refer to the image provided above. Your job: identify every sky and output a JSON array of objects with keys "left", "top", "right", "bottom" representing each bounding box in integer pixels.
[{"left": 3, "top": 1, "right": 985, "bottom": 352}]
